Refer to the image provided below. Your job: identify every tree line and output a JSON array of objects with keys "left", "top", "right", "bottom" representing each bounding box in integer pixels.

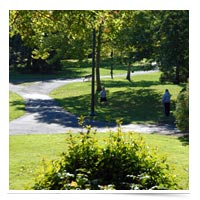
[{"left": 9, "top": 10, "right": 189, "bottom": 86}]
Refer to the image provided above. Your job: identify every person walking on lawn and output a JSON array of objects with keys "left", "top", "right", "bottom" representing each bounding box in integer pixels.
[{"left": 162, "top": 89, "right": 171, "bottom": 116}]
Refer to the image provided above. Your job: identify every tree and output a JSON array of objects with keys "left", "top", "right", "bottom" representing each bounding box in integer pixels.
[
  {"left": 9, "top": 10, "right": 92, "bottom": 72},
  {"left": 10, "top": 10, "right": 189, "bottom": 83},
  {"left": 115, "top": 11, "right": 156, "bottom": 81},
  {"left": 91, "top": 10, "right": 124, "bottom": 91},
  {"left": 156, "top": 10, "right": 189, "bottom": 84},
  {"left": 9, "top": 34, "right": 32, "bottom": 70}
]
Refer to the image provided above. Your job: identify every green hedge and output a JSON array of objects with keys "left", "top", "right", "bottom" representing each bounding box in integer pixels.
[{"left": 175, "top": 83, "right": 189, "bottom": 132}]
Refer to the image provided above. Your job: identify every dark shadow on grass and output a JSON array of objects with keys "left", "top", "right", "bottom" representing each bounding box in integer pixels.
[
  {"left": 9, "top": 62, "right": 90, "bottom": 84},
  {"left": 102, "top": 79, "right": 162, "bottom": 89},
  {"left": 10, "top": 100, "right": 25, "bottom": 111},
  {"left": 132, "top": 80, "right": 161, "bottom": 87},
  {"left": 101, "top": 79, "right": 134, "bottom": 88},
  {"left": 178, "top": 135, "right": 189, "bottom": 146},
  {"left": 108, "top": 88, "right": 163, "bottom": 124},
  {"left": 9, "top": 70, "right": 86, "bottom": 85},
  {"left": 54, "top": 88, "right": 169, "bottom": 125}
]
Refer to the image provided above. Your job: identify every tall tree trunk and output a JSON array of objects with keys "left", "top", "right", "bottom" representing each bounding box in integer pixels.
[
  {"left": 90, "top": 28, "right": 96, "bottom": 116},
  {"left": 110, "top": 50, "right": 114, "bottom": 79},
  {"left": 174, "top": 65, "right": 180, "bottom": 84},
  {"left": 126, "top": 62, "right": 131, "bottom": 82},
  {"left": 96, "top": 24, "right": 102, "bottom": 92}
]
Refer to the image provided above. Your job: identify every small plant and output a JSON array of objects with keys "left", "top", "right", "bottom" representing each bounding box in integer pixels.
[{"left": 32, "top": 119, "right": 178, "bottom": 190}]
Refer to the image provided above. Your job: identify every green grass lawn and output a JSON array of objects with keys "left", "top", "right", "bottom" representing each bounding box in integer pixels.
[
  {"left": 10, "top": 58, "right": 153, "bottom": 84},
  {"left": 9, "top": 132, "right": 189, "bottom": 190},
  {"left": 50, "top": 72, "right": 185, "bottom": 124},
  {"left": 9, "top": 66, "right": 188, "bottom": 190},
  {"left": 9, "top": 59, "right": 128, "bottom": 83},
  {"left": 9, "top": 91, "right": 25, "bottom": 121}
]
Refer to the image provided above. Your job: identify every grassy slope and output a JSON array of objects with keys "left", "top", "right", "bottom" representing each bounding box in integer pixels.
[
  {"left": 9, "top": 71, "right": 188, "bottom": 190},
  {"left": 9, "top": 132, "right": 189, "bottom": 190},
  {"left": 50, "top": 72, "right": 184, "bottom": 124},
  {"left": 142, "top": 134, "right": 189, "bottom": 190},
  {"left": 9, "top": 91, "right": 25, "bottom": 121}
]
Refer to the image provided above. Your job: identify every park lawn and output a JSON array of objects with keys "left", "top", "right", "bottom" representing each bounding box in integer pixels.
[
  {"left": 9, "top": 132, "right": 189, "bottom": 190},
  {"left": 9, "top": 59, "right": 127, "bottom": 83},
  {"left": 50, "top": 72, "right": 185, "bottom": 124},
  {"left": 142, "top": 133, "right": 189, "bottom": 190},
  {"left": 9, "top": 91, "right": 25, "bottom": 121}
]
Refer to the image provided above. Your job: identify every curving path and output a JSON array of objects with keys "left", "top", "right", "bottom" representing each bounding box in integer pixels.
[{"left": 9, "top": 71, "right": 183, "bottom": 136}]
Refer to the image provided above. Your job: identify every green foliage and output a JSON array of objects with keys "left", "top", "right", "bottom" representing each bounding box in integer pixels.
[
  {"left": 157, "top": 11, "right": 189, "bottom": 84},
  {"left": 115, "top": 11, "right": 156, "bottom": 62},
  {"left": 9, "top": 34, "right": 62, "bottom": 73},
  {"left": 174, "top": 83, "right": 189, "bottom": 132},
  {"left": 9, "top": 10, "right": 189, "bottom": 84},
  {"left": 32, "top": 119, "right": 178, "bottom": 190},
  {"left": 9, "top": 132, "right": 189, "bottom": 190},
  {"left": 9, "top": 34, "right": 33, "bottom": 70}
]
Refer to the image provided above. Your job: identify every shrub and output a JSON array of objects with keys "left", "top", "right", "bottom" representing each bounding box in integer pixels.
[
  {"left": 175, "top": 83, "right": 189, "bottom": 132},
  {"left": 32, "top": 118, "right": 178, "bottom": 190}
]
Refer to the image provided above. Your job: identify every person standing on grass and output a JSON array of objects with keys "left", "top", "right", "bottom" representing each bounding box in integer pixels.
[
  {"left": 162, "top": 89, "right": 171, "bottom": 116},
  {"left": 100, "top": 86, "right": 107, "bottom": 103}
]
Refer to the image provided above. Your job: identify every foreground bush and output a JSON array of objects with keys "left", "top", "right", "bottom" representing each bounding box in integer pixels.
[{"left": 32, "top": 118, "right": 178, "bottom": 190}]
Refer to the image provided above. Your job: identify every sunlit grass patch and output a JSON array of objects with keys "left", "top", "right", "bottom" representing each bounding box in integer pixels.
[
  {"left": 50, "top": 72, "right": 184, "bottom": 124},
  {"left": 9, "top": 91, "right": 25, "bottom": 121}
]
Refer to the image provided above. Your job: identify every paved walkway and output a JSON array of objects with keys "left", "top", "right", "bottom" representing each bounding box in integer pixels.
[{"left": 9, "top": 71, "right": 183, "bottom": 136}]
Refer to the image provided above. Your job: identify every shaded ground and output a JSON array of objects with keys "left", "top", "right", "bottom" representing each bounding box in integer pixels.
[{"left": 9, "top": 71, "right": 186, "bottom": 136}]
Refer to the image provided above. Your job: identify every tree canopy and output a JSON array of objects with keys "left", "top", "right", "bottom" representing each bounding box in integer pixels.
[{"left": 9, "top": 10, "right": 189, "bottom": 84}]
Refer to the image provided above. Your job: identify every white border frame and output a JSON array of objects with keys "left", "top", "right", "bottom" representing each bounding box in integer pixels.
[{"left": 1, "top": 0, "right": 199, "bottom": 199}]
